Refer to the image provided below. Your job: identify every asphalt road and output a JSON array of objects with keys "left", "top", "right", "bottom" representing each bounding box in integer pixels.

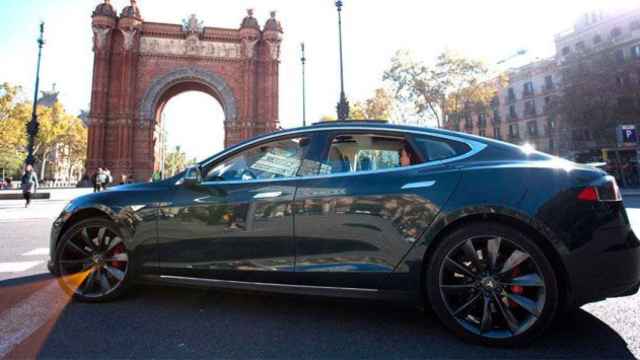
[{"left": 0, "top": 196, "right": 639, "bottom": 359}]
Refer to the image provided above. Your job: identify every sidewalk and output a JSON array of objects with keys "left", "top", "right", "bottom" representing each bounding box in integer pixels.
[
  {"left": 0, "top": 188, "right": 92, "bottom": 202},
  {"left": 0, "top": 189, "right": 93, "bottom": 222},
  {"left": 622, "top": 189, "right": 640, "bottom": 197}
]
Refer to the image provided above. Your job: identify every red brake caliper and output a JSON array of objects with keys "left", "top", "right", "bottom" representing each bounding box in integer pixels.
[
  {"left": 509, "top": 267, "right": 524, "bottom": 307},
  {"left": 110, "top": 243, "right": 126, "bottom": 269}
]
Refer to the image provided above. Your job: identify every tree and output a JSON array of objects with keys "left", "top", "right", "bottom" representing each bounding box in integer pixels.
[
  {"left": 33, "top": 102, "right": 84, "bottom": 180},
  {"left": 383, "top": 50, "right": 498, "bottom": 128},
  {"left": 0, "top": 83, "right": 28, "bottom": 178},
  {"left": 164, "top": 146, "right": 191, "bottom": 177},
  {"left": 551, "top": 50, "right": 640, "bottom": 153},
  {"left": 350, "top": 88, "right": 393, "bottom": 120},
  {"left": 319, "top": 114, "right": 337, "bottom": 122}
]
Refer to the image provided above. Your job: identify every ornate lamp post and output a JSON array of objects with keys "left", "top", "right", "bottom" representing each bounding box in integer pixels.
[
  {"left": 301, "top": 42, "right": 307, "bottom": 126},
  {"left": 335, "top": 0, "right": 350, "bottom": 121},
  {"left": 26, "top": 22, "right": 45, "bottom": 165}
]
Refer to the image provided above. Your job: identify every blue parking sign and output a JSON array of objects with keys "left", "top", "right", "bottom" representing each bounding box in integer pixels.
[{"left": 620, "top": 125, "right": 638, "bottom": 145}]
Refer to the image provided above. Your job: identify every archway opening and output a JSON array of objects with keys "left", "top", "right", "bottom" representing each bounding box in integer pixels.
[{"left": 154, "top": 87, "right": 225, "bottom": 179}]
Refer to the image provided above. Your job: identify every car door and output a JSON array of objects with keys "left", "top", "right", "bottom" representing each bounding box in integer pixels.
[
  {"left": 155, "top": 134, "right": 313, "bottom": 283},
  {"left": 292, "top": 130, "right": 466, "bottom": 289}
]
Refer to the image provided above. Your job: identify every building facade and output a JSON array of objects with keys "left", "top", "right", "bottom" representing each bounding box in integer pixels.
[{"left": 450, "top": 7, "right": 640, "bottom": 159}]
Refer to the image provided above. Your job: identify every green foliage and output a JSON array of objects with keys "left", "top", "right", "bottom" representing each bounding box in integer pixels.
[
  {"left": 0, "top": 82, "right": 87, "bottom": 179},
  {"left": 383, "top": 50, "right": 499, "bottom": 128},
  {"left": 163, "top": 145, "right": 196, "bottom": 177},
  {"left": 0, "top": 83, "right": 28, "bottom": 177},
  {"left": 350, "top": 88, "right": 393, "bottom": 120}
]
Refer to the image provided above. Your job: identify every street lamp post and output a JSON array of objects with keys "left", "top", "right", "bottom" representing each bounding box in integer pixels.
[
  {"left": 26, "top": 22, "right": 45, "bottom": 166},
  {"left": 335, "top": 0, "right": 350, "bottom": 121},
  {"left": 301, "top": 42, "right": 307, "bottom": 127}
]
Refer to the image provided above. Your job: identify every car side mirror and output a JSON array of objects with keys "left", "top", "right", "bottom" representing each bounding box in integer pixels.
[{"left": 179, "top": 165, "right": 202, "bottom": 187}]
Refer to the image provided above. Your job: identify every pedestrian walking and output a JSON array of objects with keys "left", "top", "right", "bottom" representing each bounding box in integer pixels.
[
  {"left": 104, "top": 168, "right": 113, "bottom": 188},
  {"left": 96, "top": 168, "right": 107, "bottom": 192},
  {"left": 92, "top": 169, "right": 100, "bottom": 192},
  {"left": 21, "top": 164, "right": 39, "bottom": 208}
]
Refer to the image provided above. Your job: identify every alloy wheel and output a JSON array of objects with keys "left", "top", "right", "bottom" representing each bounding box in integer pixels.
[
  {"left": 58, "top": 225, "right": 129, "bottom": 299},
  {"left": 438, "top": 235, "right": 546, "bottom": 339}
]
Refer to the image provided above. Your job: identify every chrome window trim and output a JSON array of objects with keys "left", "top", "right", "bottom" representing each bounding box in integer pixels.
[{"left": 189, "top": 126, "right": 486, "bottom": 186}]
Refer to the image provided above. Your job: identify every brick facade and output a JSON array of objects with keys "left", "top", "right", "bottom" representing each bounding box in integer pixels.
[{"left": 87, "top": 2, "right": 282, "bottom": 181}]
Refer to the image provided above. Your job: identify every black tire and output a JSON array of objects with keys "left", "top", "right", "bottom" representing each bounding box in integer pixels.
[
  {"left": 426, "top": 221, "right": 559, "bottom": 346},
  {"left": 55, "top": 218, "right": 132, "bottom": 302}
]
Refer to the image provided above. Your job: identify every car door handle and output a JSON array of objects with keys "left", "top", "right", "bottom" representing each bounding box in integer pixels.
[
  {"left": 253, "top": 191, "right": 284, "bottom": 199},
  {"left": 402, "top": 180, "right": 436, "bottom": 190}
]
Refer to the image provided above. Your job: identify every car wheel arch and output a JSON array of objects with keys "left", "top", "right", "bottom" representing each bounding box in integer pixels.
[
  {"left": 419, "top": 209, "right": 573, "bottom": 311},
  {"left": 57, "top": 207, "right": 114, "bottom": 245}
]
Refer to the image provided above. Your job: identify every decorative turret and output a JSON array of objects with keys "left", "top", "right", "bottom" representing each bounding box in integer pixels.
[
  {"left": 239, "top": 9, "right": 261, "bottom": 59},
  {"left": 92, "top": 0, "right": 117, "bottom": 18},
  {"left": 262, "top": 11, "right": 283, "bottom": 61},
  {"left": 92, "top": 0, "right": 117, "bottom": 51},
  {"left": 120, "top": 0, "right": 142, "bottom": 20},
  {"left": 118, "top": 0, "right": 143, "bottom": 50},
  {"left": 263, "top": 11, "right": 283, "bottom": 34},
  {"left": 240, "top": 9, "right": 260, "bottom": 30}
]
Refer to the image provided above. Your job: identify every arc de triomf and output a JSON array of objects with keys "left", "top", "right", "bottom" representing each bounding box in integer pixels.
[{"left": 87, "top": 0, "right": 283, "bottom": 181}]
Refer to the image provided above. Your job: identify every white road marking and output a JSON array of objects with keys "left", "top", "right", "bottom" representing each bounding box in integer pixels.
[
  {"left": 21, "top": 248, "right": 49, "bottom": 257},
  {"left": 0, "top": 281, "right": 69, "bottom": 358},
  {"left": 0, "top": 261, "right": 43, "bottom": 273}
]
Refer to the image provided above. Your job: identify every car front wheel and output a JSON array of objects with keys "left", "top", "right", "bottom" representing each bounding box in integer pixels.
[
  {"left": 426, "top": 222, "right": 560, "bottom": 346},
  {"left": 55, "top": 218, "right": 131, "bottom": 302}
]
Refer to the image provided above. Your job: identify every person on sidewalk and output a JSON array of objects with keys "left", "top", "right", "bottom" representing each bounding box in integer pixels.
[{"left": 21, "top": 164, "right": 39, "bottom": 208}]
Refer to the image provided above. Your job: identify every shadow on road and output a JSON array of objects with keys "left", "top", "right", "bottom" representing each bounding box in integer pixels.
[{"left": 0, "top": 276, "right": 634, "bottom": 359}]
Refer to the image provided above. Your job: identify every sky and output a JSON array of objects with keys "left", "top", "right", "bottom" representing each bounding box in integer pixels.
[{"left": 1, "top": 0, "right": 638, "bottom": 160}]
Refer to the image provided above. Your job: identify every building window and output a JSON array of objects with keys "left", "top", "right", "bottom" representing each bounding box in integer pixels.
[
  {"left": 509, "top": 105, "right": 518, "bottom": 120},
  {"left": 478, "top": 113, "right": 487, "bottom": 128},
  {"left": 464, "top": 115, "right": 473, "bottom": 129},
  {"left": 493, "top": 127, "right": 502, "bottom": 140},
  {"left": 524, "top": 100, "right": 536, "bottom": 116},
  {"left": 478, "top": 129, "right": 486, "bottom": 137},
  {"left": 575, "top": 41, "right": 586, "bottom": 51},
  {"left": 490, "top": 95, "right": 500, "bottom": 108},
  {"left": 562, "top": 46, "right": 571, "bottom": 55},
  {"left": 615, "top": 48, "right": 625, "bottom": 64},
  {"left": 493, "top": 109, "right": 501, "bottom": 124},
  {"left": 523, "top": 82, "right": 534, "bottom": 96},
  {"left": 611, "top": 27, "right": 622, "bottom": 38},
  {"left": 509, "top": 124, "right": 520, "bottom": 138},
  {"left": 631, "top": 45, "right": 640, "bottom": 58},
  {"left": 527, "top": 121, "right": 539, "bottom": 137},
  {"left": 632, "top": 20, "right": 640, "bottom": 31},
  {"left": 544, "top": 75, "right": 553, "bottom": 90},
  {"left": 507, "top": 88, "right": 516, "bottom": 102},
  {"left": 593, "top": 34, "right": 602, "bottom": 44}
]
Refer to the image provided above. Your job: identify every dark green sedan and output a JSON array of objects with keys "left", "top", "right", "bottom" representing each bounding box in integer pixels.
[{"left": 49, "top": 121, "right": 640, "bottom": 346}]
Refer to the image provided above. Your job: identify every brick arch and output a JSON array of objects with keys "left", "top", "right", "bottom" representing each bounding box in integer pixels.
[
  {"left": 139, "top": 67, "right": 237, "bottom": 126},
  {"left": 86, "top": 9, "right": 282, "bottom": 182}
]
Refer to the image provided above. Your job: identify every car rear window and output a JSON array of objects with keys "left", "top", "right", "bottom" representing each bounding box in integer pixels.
[{"left": 413, "top": 135, "right": 471, "bottom": 162}]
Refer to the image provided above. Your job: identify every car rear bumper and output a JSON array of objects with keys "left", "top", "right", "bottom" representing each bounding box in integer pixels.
[{"left": 565, "top": 226, "right": 640, "bottom": 306}]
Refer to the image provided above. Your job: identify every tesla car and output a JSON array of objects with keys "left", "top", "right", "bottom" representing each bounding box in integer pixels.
[{"left": 49, "top": 121, "right": 640, "bottom": 346}]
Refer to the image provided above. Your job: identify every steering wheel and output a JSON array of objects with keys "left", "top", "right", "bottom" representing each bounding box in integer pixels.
[{"left": 240, "top": 169, "right": 256, "bottom": 181}]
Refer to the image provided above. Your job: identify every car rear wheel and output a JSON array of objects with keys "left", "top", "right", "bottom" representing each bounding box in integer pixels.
[
  {"left": 55, "top": 218, "right": 131, "bottom": 302},
  {"left": 426, "top": 222, "right": 559, "bottom": 346}
]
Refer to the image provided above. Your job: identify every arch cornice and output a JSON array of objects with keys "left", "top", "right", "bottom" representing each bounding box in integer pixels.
[{"left": 138, "top": 67, "right": 238, "bottom": 124}]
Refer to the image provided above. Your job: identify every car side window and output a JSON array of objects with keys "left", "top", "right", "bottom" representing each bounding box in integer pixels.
[
  {"left": 320, "top": 133, "right": 421, "bottom": 175},
  {"left": 205, "top": 137, "right": 310, "bottom": 182},
  {"left": 413, "top": 135, "right": 471, "bottom": 162}
]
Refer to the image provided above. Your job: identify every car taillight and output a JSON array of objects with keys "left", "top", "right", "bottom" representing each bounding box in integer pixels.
[{"left": 577, "top": 177, "right": 622, "bottom": 202}]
